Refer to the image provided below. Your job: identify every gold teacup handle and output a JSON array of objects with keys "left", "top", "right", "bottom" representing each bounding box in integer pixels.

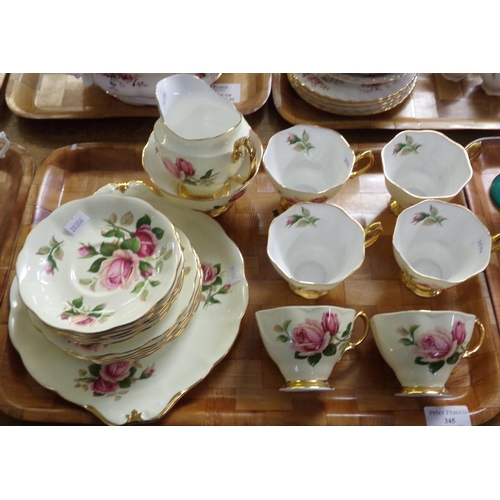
[
  {"left": 342, "top": 311, "right": 369, "bottom": 356},
  {"left": 231, "top": 136, "right": 258, "bottom": 185},
  {"left": 363, "top": 221, "right": 383, "bottom": 248},
  {"left": 491, "top": 233, "right": 500, "bottom": 253},
  {"left": 462, "top": 319, "right": 485, "bottom": 358},
  {"left": 350, "top": 150, "right": 375, "bottom": 178},
  {"left": 466, "top": 141, "right": 482, "bottom": 164}
]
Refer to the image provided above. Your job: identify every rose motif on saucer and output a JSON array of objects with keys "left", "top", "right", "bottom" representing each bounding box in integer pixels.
[{"left": 36, "top": 236, "right": 64, "bottom": 275}]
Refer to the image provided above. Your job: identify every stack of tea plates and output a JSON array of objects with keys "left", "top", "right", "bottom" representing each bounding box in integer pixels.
[
  {"left": 15, "top": 193, "right": 202, "bottom": 364},
  {"left": 9, "top": 183, "right": 249, "bottom": 425},
  {"left": 287, "top": 73, "right": 417, "bottom": 115}
]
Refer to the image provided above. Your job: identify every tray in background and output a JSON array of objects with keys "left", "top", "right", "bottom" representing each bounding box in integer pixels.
[
  {"left": 1, "top": 141, "right": 500, "bottom": 425},
  {"left": 273, "top": 73, "right": 500, "bottom": 130},
  {"left": 5, "top": 73, "right": 272, "bottom": 119},
  {"left": 0, "top": 140, "right": 34, "bottom": 306}
]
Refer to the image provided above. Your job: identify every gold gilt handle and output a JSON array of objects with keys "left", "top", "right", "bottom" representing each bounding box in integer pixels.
[
  {"left": 466, "top": 141, "right": 482, "bottom": 164},
  {"left": 364, "top": 221, "right": 383, "bottom": 248},
  {"left": 341, "top": 311, "right": 369, "bottom": 357},
  {"left": 462, "top": 319, "right": 485, "bottom": 358},
  {"left": 350, "top": 150, "right": 374, "bottom": 178},
  {"left": 231, "top": 137, "right": 258, "bottom": 185},
  {"left": 491, "top": 233, "right": 500, "bottom": 253}
]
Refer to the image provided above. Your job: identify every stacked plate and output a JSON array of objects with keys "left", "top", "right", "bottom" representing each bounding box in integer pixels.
[
  {"left": 287, "top": 73, "right": 417, "bottom": 116},
  {"left": 15, "top": 193, "right": 203, "bottom": 364}
]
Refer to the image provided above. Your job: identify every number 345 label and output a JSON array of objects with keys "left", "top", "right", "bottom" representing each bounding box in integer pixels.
[{"left": 424, "top": 406, "right": 471, "bottom": 426}]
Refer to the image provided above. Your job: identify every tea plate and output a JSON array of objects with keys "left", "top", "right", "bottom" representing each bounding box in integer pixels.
[
  {"left": 9, "top": 188, "right": 248, "bottom": 425},
  {"left": 16, "top": 194, "right": 183, "bottom": 335}
]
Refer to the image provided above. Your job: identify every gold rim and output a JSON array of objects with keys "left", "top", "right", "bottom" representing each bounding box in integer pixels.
[
  {"left": 397, "top": 386, "right": 450, "bottom": 397},
  {"left": 281, "top": 380, "right": 332, "bottom": 391}
]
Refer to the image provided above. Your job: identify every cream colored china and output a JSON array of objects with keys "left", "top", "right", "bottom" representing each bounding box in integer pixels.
[
  {"left": 371, "top": 310, "right": 484, "bottom": 397},
  {"left": 382, "top": 130, "right": 475, "bottom": 215},
  {"left": 393, "top": 199, "right": 500, "bottom": 297},
  {"left": 9, "top": 184, "right": 249, "bottom": 426},
  {"left": 256, "top": 305, "right": 369, "bottom": 391},
  {"left": 29, "top": 228, "right": 202, "bottom": 363},
  {"left": 480, "top": 73, "right": 500, "bottom": 96},
  {"left": 267, "top": 202, "right": 383, "bottom": 299},
  {"left": 142, "top": 129, "right": 263, "bottom": 217},
  {"left": 333, "top": 73, "right": 405, "bottom": 85},
  {"left": 263, "top": 124, "right": 374, "bottom": 209},
  {"left": 16, "top": 193, "right": 183, "bottom": 335},
  {"left": 288, "top": 73, "right": 417, "bottom": 116},
  {"left": 154, "top": 74, "right": 257, "bottom": 198},
  {"left": 0, "top": 131, "right": 10, "bottom": 158},
  {"left": 74, "top": 73, "right": 222, "bottom": 105}
]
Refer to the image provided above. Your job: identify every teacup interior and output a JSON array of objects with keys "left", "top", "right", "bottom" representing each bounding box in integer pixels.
[{"left": 383, "top": 132, "right": 471, "bottom": 197}]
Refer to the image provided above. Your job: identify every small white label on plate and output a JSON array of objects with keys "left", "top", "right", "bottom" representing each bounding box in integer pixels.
[
  {"left": 211, "top": 83, "right": 241, "bottom": 104},
  {"left": 64, "top": 211, "right": 90, "bottom": 236},
  {"left": 228, "top": 264, "right": 240, "bottom": 285},
  {"left": 424, "top": 406, "right": 471, "bottom": 426}
]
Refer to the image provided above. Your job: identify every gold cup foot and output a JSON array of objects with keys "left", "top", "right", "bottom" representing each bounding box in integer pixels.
[
  {"left": 396, "top": 386, "right": 450, "bottom": 397},
  {"left": 280, "top": 197, "right": 295, "bottom": 211},
  {"left": 280, "top": 380, "right": 333, "bottom": 391},
  {"left": 207, "top": 204, "right": 233, "bottom": 218},
  {"left": 288, "top": 283, "right": 329, "bottom": 300},
  {"left": 389, "top": 198, "right": 404, "bottom": 216},
  {"left": 178, "top": 182, "right": 232, "bottom": 200},
  {"left": 400, "top": 271, "right": 443, "bottom": 298}
]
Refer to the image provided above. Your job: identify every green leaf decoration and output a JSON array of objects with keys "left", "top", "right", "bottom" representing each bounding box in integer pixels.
[
  {"left": 295, "top": 352, "right": 307, "bottom": 360},
  {"left": 283, "top": 319, "right": 292, "bottom": 331},
  {"left": 118, "top": 378, "right": 132, "bottom": 389},
  {"left": 72, "top": 297, "right": 84, "bottom": 309},
  {"left": 293, "top": 144, "right": 305, "bottom": 152},
  {"left": 302, "top": 131, "right": 309, "bottom": 142},
  {"left": 120, "top": 211, "right": 134, "bottom": 226},
  {"left": 428, "top": 361, "right": 445, "bottom": 374},
  {"left": 36, "top": 246, "right": 50, "bottom": 255},
  {"left": 102, "top": 229, "right": 117, "bottom": 238},
  {"left": 88, "top": 257, "right": 107, "bottom": 273},
  {"left": 92, "top": 304, "right": 106, "bottom": 312},
  {"left": 200, "top": 169, "right": 214, "bottom": 180},
  {"left": 308, "top": 353, "right": 322, "bottom": 367},
  {"left": 399, "top": 338, "right": 414, "bottom": 346},
  {"left": 274, "top": 324, "right": 284, "bottom": 333},
  {"left": 323, "top": 343, "right": 337, "bottom": 356},
  {"left": 149, "top": 280, "right": 160, "bottom": 287},
  {"left": 446, "top": 352, "right": 461, "bottom": 365},
  {"left": 408, "top": 325, "right": 420, "bottom": 336},
  {"left": 88, "top": 363, "right": 101, "bottom": 377},
  {"left": 152, "top": 227, "right": 164, "bottom": 240},
  {"left": 136, "top": 214, "right": 151, "bottom": 228},
  {"left": 131, "top": 281, "right": 145, "bottom": 294},
  {"left": 100, "top": 242, "right": 119, "bottom": 257},
  {"left": 140, "top": 288, "right": 148, "bottom": 301},
  {"left": 120, "top": 237, "right": 141, "bottom": 253},
  {"left": 277, "top": 335, "right": 288, "bottom": 343},
  {"left": 342, "top": 322, "right": 352, "bottom": 338},
  {"left": 108, "top": 213, "right": 118, "bottom": 224},
  {"left": 414, "top": 357, "right": 429, "bottom": 366}
]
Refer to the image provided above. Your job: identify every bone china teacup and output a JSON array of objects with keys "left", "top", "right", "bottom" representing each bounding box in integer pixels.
[
  {"left": 393, "top": 199, "right": 500, "bottom": 297},
  {"left": 370, "top": 310, "right": 485, "bottom": 396},
  {"left": 256, "top": 305, "right": 369, "bottom": 391},
  {"left": 381, "top": 130, "right": 478, "bottom": 215},
  {"left": 263, "top": 124, "right": 374, "bottom": 209},
  {"left": 153, "top": 74, "right": 258, "bottom": 198},
  {"left": 267, "top": 202, "right": 383, "bottom": 299}
]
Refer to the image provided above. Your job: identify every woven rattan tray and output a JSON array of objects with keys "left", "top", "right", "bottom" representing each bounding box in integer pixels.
[
  {"left": 273, "top": 73, "right": 500, "bottom": 130},
  {"left": 5, "top": 73, "right": 272, "bottom": 119},
  {"left": 1, "top": 141, "right": 500, "bottom": 425},
  {"left": 0, "top": 140, "right": 34, "bottom": 307}
]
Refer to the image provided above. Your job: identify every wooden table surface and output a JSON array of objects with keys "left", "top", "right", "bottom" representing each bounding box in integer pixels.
[{"left": 1, "top": 73, "right": 500, "bottom": 426}]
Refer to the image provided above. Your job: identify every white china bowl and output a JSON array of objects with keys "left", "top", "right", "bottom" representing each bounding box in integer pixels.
[{"left": 16, "top": 194, "right": 183, "bottom": 334}]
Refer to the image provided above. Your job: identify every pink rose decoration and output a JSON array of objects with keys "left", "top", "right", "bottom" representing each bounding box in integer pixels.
[
  {"left": 99, "top": 362, "right": 131, "bottom": 383},
  {"left": 78, "top": 246, "right": 92, "bottom": 257},
  {"left": 229, "top": 190, "right": 246, "bottom": 203},
  {"left": 291, "top": 318, "right": 330, "bottom": 356},
  {"left": 321, "top": 312, "right": 340, "bottom": 337},
  {"left": 132, "top": 225, "right": 159, "bottom": 258},
  {"left": 202, "top": 263, "right": 218, "bottom": 286},
  {"left": 66, "top": 314, "right": 97, "bottom": 327},
  {"left": 98, "top": 249, "right": 140, "bottom": 291},
  {"left": 413, "top": 326, "right": 457, "bottom": 362},
  {"left": 162, "top": 156, "right": 195, "bottom": 181},
  {"left": 452, "top": 320, "right": 467, "bottom": 345},
  {"left": 91, "top": 377, "right": 119, "bottom": 395}
]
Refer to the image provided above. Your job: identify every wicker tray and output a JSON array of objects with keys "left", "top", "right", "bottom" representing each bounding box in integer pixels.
[
  {"left": 0, "top": 140, "right": 34, "bottom": 307},
  {"left": 1, "top": 141, "right": 500, "bottom": 425},
  {"left": 273, "top": 73, "right": 500, "bottom": 130},
  {"left": 5, "top": 73, "right": 272, "bottom": 119}
]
